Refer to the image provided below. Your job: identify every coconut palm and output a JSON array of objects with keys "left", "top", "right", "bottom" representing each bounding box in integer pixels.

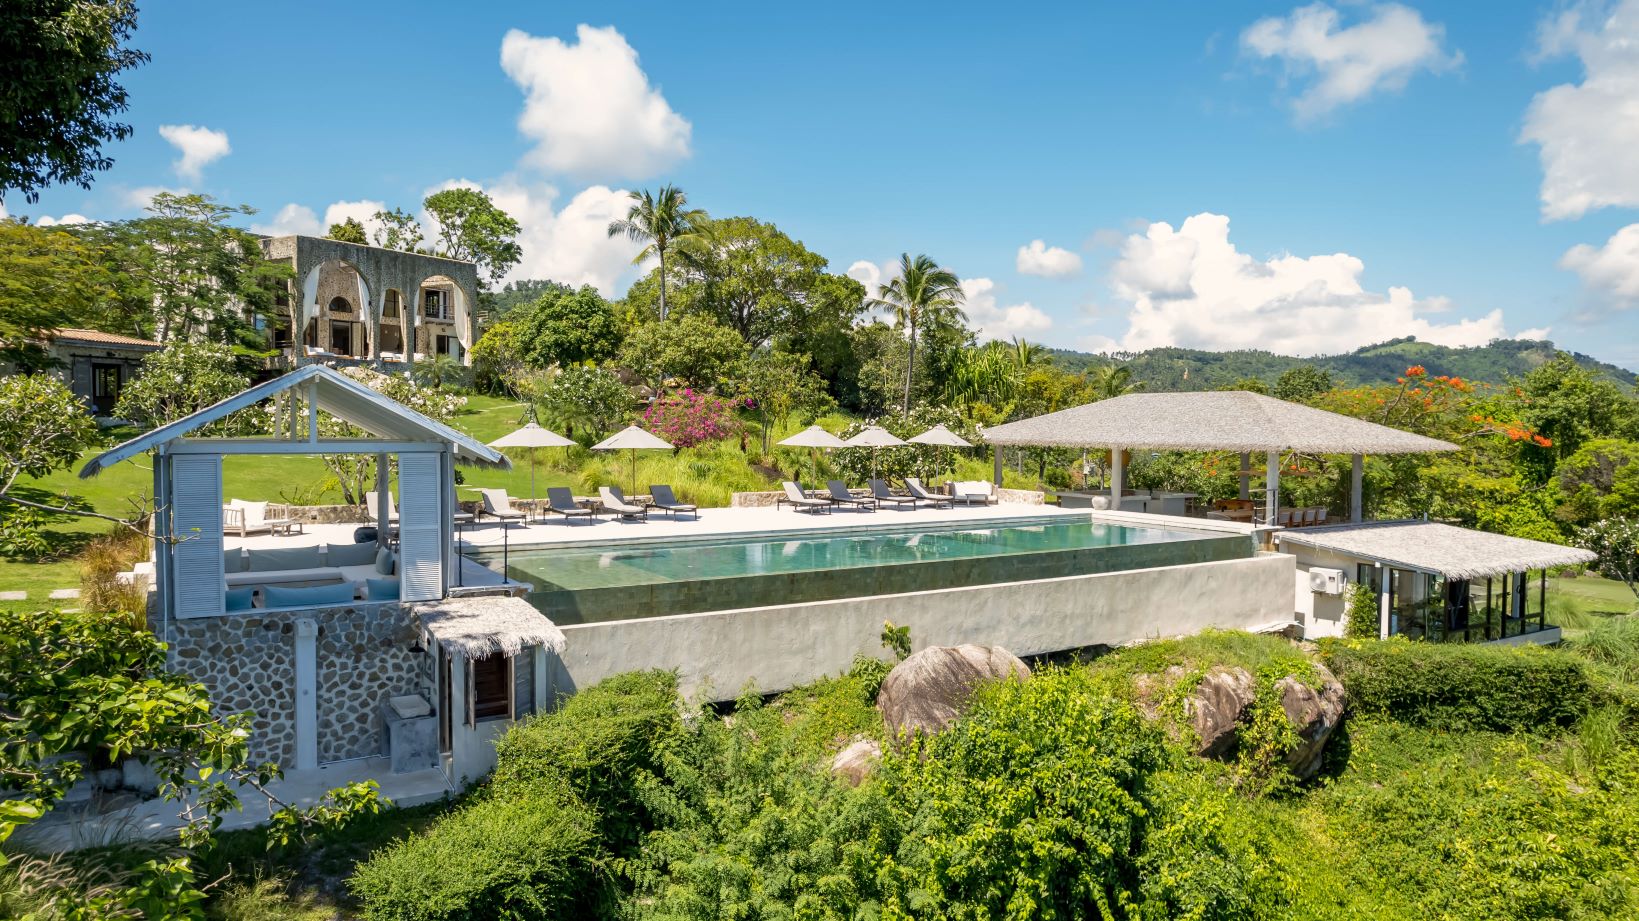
[
  {"left": 607, "top": 185, "right": 707, "bottom": 321},
  {"left": 867, "top": 253, "right": 966, "bottom": 413},
  {"left": 1088, "top": 363, "right": 1143, "bottom": 400}
]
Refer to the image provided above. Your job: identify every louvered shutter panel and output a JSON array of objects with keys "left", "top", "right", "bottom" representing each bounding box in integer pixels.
[
  {"left": 397, "top": 453, "right": 444, "bottom": 601},
  {"left": 171, "top": 454, "right": 224, "bottom": 618}
]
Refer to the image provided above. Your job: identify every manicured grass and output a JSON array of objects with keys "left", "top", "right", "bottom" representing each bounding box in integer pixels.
[{"left": 1551, "top": 573, "right": 1637, "bottom": 618}]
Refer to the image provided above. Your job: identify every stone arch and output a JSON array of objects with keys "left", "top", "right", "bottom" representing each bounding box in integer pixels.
[
  {"left": 298, "top": 259, "right": 375, "bottom": 360},
  {"left": 410, "top": 273, "right": 474, "bottom": 363},
  {"left": 378, "top": 288, "right": 410, "bottom": 360}
]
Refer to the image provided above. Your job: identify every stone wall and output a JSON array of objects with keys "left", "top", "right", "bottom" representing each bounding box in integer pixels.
[{"left": 165, "top": 602, "right": 424, "bottom": 765}]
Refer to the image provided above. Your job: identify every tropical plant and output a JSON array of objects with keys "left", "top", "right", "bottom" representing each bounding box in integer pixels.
[
  {"left": 866, "top": 253, "right": 966, "bottom": 413},
  {"left": 1577, "top": 517, "right": 1639, "bottom": 601},
  {"left": 371, "top": 206, "right": 425, "bottom": 253},
  {"left": 0, "top": 374, "right": 99, "bottom": 553},
  {"left": 539, "top": 365, "right": 632, "bottom": 441},
  {"left": 617, "top": 314, "right": 747, "bottom": 394},
  {"left": 325, "top": 216, "right": 368, "bottom": 244},
  {"left": 733, "top": 349, "right": 834, "bottom": 455},
  {"left": 606, "top": 185, "right": 707, "bottom": 321},
  {"left": 1273, "top": 364, "right": 1334, "bottom": 403},
  {"left": 517, "top": 284, "right": 624, "bottom": 369},
  {"left": 411, "top": 352, "right": 465, "bottom": 391},
  {"left": 1087, "top": 362, "right": 1144, "bottom": 400},
  {"left": 640, "top": 388, "right": 739, "bottom": 448},
  {"left": 0, "top": 219, "right": 118, "bottom": 369},
  {"left": 1555, "top": 438, "right": 1639, "bottom": 526},
  {"left": 422, "top": 187, "right": 522, "bottom": 286},
  {"left": 113, "top": 341, "right": 253, "bottom": 433}
]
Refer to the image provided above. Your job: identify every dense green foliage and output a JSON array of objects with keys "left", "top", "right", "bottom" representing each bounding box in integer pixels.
[{"left": 112, "top": 340, "right": 252, "bottom": 432}]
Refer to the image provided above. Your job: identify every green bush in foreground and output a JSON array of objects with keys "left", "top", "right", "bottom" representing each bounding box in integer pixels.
[
  {"left": 348, "top": 782, "right": 600, "bottom": 921},
  {"left": 1324, "top": 637, "right": 1593, "bottom": 732}
]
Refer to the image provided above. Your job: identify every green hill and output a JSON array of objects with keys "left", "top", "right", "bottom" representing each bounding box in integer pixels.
[{"left": 1048, "top": 337, "right": 1638, "bottom": 391}]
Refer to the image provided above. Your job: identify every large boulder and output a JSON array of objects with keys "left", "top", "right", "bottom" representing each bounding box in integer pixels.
[
  {"left": 830, "top": 738, "right": 882, "bottom": 786},
  {"left": 1278, "top": 663, "right": 1346, "bottom": 779},
  {"left": 1133, "top": 665, "right": 1255, "bottom": 759},
  {"left": 877, "top": 644, "right": 1029, "bottom": 736}
]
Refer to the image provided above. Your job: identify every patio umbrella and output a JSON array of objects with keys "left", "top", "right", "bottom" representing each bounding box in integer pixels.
[
  {"left": 592, "top": 424, "right": 674, "bottom": 494},
  {"left": 908, "top": 424, "right": 974, "bottom": 485},
  {"left": 779, "top": 424, "right": 848, "bottom": 484},
  {"left": 488, "top": 422, "right": 575, "bottom": 505},
  {"left": 844, "top": 425, "right": 907, "bottom": 484}
]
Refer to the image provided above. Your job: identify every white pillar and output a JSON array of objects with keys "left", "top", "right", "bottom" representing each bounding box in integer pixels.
[
  {"left": 1238, "top": 452, "right": 1251, "bottom": 501},
  {"left": 294, "top": 618, "right": 318, "bottom": 770},
  {"left": 1109, "top": 445, "right": 1124, "bottom": 509},
  {"left": 1265, "top": 450, "right": 1280, "bottom": 525},
  {"left": 1377, "top": 566, "right": 1391, "bottom": 639},
  {"left": 532, "top": 645, "right": 549, "bottom": 715},
  {"left": 1350, "top": 454, "right": 1364, "bottom": 523}
]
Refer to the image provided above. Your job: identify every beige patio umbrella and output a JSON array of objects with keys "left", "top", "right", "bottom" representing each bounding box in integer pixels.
[
  {"left": 779, "top": 424, "right": 848, "bottom": 485},
  {"left": 844, "top": 425, "right": 907, "bottom": 483},
  {"left": 908, "top": 423, "right": 974, "bottom": 485},
  {"left": 593, "top": 424, "right": 674, "bottom": 494},
  {"left": 488, "top": 422, "right": 575, "bottom": 505}
]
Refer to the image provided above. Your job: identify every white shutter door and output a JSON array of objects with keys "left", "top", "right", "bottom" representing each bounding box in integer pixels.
[
  {"left": 397, "top": 453, "right": 444, "bottom": 601},
  {"left": 171, "top": 454, "right": 224, "bottom": 618}
]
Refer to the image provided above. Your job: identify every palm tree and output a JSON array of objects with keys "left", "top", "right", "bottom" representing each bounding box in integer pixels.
[
  {"left": 1088, "top": 363, "right": 1143, "bottom": 400},
  {"left": 867, "top": 254, "right": 966, "bottom": 413},
  {"left": 607, "top": 185, "right": 707, "bottom": 321}
]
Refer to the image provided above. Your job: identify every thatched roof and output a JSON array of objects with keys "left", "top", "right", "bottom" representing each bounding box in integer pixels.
[
  {"left": 982, "top": 391, "right": 1456, "bottom": 454},
  {"left": 411, "top": 596, "right": 566, "bottom": 659},
  {"left": 1275, "top": 519, "right": 1596, "bottom": 579}
]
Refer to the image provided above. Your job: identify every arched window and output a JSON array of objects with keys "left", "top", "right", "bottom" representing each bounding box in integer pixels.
[{"left": 329, "top": 296, "right": 352, "bottom": 313}]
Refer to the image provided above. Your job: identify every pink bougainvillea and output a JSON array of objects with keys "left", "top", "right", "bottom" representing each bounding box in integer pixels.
[{"left": 641, "top": 388, "right": 739, "bottom": 448}]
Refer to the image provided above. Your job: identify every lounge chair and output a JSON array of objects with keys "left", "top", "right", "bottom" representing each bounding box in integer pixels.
[
  {"left": 905, "top": 478, "right": 954, "bottom": 509},
  {"left": 826, "top": 480, "right": 876, "bottom": 511},
  {"left": 869, "top": 479, "right": 919, "bottom": 509},
  {"left": 476, "top": 488, "right": 528, "bottom": 527},
  {"left": 778, "top": 481, "right": 832, "bottom": 514},
  {"left": 223, "top": 499, "right": 298, "bottom": 537},
  {"left": 648, "top": 484, "right": 698, "bottom": 520},
  {"left": 599, "top": 486, "right": 649, "bottom": 521},
  {"left": 545, "top": 487, "right": 595, "bottom": 525}
]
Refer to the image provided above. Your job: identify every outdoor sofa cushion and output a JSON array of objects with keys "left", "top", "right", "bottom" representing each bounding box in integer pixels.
[
  {"left": 263, "top": 582, "right": 355, "bottom": 609},
  {"left": 226, "top": 568, "right": 343, "bottom": 589},
  {"left": 247, "top": 546, "right": 325, "bottom": 572},
  {"left": 225, "top": 587, "right": 255, "bottom": 612},
  {"left": 375, "top": 546, "right": 395, "bottom": 575},
  {"left": 327, "top": 541, "right": 379, "bottom": 567},
  {"left": 224, "top": 549, "right": 246, "bottom": 573},
  {"left": 365, "top": 577, "right": 400, "bottom": 601}
]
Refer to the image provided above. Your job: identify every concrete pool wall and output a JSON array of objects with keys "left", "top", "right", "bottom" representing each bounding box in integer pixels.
[{"left": 545, "top": 551, "right": 1297, "bottom": 701}]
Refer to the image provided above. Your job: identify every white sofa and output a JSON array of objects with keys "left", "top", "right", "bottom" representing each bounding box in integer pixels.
[{"left": 951, "top": 480, "right": 998, "bottom": 505}]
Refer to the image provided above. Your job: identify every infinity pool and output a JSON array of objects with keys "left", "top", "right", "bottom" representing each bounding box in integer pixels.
[{"left": 478, "top": 516, "right": 1252, "bottom": 624}]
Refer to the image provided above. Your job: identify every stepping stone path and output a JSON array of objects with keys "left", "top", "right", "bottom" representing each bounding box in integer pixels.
[
  {"left": 48, "top": 588, "right": 81, "bottom": 600},
  {"left": 0, "top": 591, "right": 24, "bottom": 601}
]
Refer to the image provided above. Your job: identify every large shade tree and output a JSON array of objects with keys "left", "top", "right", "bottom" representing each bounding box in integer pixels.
[
  {"left": 867, "top": 253, "right": 966, "bottom": 413},
  {"left": 0, "top": 219, "right": 117, "bottom": 369},
  {"left": 607, "top": 184, "right": 706, "bottom": 321},
  {"left": 423, "top": 187, "right": 523, "bottom": 286},
  {"left": 0, "top": 0, "right": 148, "bottom": 204}
]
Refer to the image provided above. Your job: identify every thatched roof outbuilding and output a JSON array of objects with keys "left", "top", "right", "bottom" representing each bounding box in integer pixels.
[
  {"left": 981, "top": 391, "right": 1456, "bottom": 454},
  {"left": 412, "top": 595, "right": 566, "bottom": 660},
  {"left": 1275, "top": 519, "right": 1595, "bottom": 580}
]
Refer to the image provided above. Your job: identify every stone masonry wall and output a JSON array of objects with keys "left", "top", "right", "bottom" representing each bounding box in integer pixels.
[{"left": 165, "top": 602, "right": 424, "bottom": 765}]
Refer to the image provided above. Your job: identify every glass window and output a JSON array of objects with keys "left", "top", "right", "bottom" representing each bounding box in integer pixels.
[{"left": 471, "top": 653, "right": 511, "bottom": 721}]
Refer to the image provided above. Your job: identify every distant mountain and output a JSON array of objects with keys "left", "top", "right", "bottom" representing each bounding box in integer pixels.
[{"left": 1047, "top": 338, "right": 1637, "bottom": 391}]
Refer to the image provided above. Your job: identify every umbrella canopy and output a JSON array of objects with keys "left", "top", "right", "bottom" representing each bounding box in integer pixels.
[
  {"left": 489, "top": 422, "right": 575, "bottom": 449},
  {"left": 488, "top": 422, "right": 576, "bottom": 506},
  {"left": 779, "top": 425, "right": 848, "bottom": 449},
  {"left": 908, "top": 424, "right": 973, "bottom": 447},
  {"left": 593, "top": 425, "right": 675, "bottom": 493},
  {"left": 844, "top": 426, "right": 907, "bottom": 448}
]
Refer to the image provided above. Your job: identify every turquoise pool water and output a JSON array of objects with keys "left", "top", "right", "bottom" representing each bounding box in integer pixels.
[{"left": 479, "top": 517, "right": 1251, "bottom": 624}]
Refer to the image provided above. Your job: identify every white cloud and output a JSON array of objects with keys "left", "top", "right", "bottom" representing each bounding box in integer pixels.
[
  {"left": 960, "top": 278, "right": 1054, "bottom": 343},
  {"left": 1242, "top": 3, "right": 1461, "bottom": 118},
  {"left": 34, "top": 214, "right": 89, "bottom": 226},
  {"left": 1015, "top": 239, "right": 1083, "bottom": 278},
  {"left": 1561, "top": 222, "right": 1639, "bottom": 309},
  {"left": 1521, "top": 0, "right": 1639, "bottom": 220},
  {"left": 1106, "top": 212, "right": 1527, "bottom": 356},
  {"left": 500, "top": 25, "right": 691, "bottom": 179},
  {"left": 847, "top": 259, "right": 897, "bottom": 323},
  {"left": 250, "top": 203, "right": 321, "bottom": 237},
  {"left": 157, "top": 124, "right": 231, "bottom": 182},
  {"left": 120, "top": 185, "right": 187, "bottom": 209}
]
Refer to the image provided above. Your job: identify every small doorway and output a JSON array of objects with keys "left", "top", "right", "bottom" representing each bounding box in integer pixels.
[
  {"left": 91, "top": 363, "right": 122, "bottom": 415},
  {"left": 330, "top": 322, "right": 353, "bottom": 356}
]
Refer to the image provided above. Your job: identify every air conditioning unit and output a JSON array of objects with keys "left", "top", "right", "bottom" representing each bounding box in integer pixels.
[{"left": 1309, "top": 567, "right": 1345, "bottom": 595}]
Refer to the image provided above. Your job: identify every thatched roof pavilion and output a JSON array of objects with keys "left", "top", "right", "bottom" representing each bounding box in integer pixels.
[
  {"left": 981, "top": 391, "right": 1455, "bottom": 523},
  {"left": 1274, "top": 520, "right": 1595, "bottom": 580},
  {"left": 412, "top": 596, "right": 566, "bottom": 660}
]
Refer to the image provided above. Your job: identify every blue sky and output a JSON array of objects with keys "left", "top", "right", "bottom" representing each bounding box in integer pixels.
[{"left": 12, "top": 1, "right": 1639, "bottom": 369}]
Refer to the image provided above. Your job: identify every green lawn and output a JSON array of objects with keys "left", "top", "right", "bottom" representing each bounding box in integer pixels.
[{"left": 1549, "top": 573, "right": 1637, "bottom": 635}]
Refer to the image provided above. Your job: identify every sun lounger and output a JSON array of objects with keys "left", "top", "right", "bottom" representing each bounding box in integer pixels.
[
  {"left": 545, "top": 487, "right": 595, "bottom": 524},
  {"left": 779, "top": 481, "right": 832, "bottom": 513},
  {"left": 648, "top": 484, "right": 698, "bottom": 520},
  {"left": 826, "top": 480, "right": 875, "bottom": 511},
  {"left": 905, "top": 478, "right": 954, "bottom": 509},
  {"left": 869, "top": 479, "right": 919, "bottom": 509},
  {"left": 477, "top": 488, "right": 528, "bottom": 527},
  {"left": 599, "top": 486, "right": 649, "bottom": 520}
]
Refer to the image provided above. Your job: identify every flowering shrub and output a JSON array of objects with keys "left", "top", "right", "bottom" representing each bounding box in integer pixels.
[{"left": 641, "top": 388, "right": 738, "bottom": 448}]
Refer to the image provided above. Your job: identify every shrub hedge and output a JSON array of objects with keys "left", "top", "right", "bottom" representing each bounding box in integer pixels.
[{"left": 1324, "top": 638, "right": 1593, "bottom": 732}]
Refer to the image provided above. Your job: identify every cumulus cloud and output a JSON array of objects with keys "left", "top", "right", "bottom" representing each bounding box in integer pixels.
[
  {"left": 157, "top": 124, "right": 231, "bottom": 182},
  {"left": 960, "top": 278, "right": 1054, "bottom": 342},
  {"left": 249, "top": 200, "right": 387, "bottom": 239},
  {"left": 1561, "top": 222, "right": 1639, "bottom": 309},
  {"left": 1242, "top": 3, "right": 1461, "bottom": 118},
  {"left": 1521, "top": 0, "right": 1639, "bottom": 220},
  {"left": 34, "top": 214, "right": 89, "bottom": 226},
  {"left": 1015, "top": 239, "right": 1083, "bottom": 278},
  {"left": 1105, "top": 212, "right": 1531, "bottom": 356},
  {"left": 120, "top": 185, "right": 187, "bottom": 210},
  {"left": 500, "top": 25, "right": 691, "bottom": 179},
  {"left": 846, "top": 259, "right": 897, "bottom": 323}
]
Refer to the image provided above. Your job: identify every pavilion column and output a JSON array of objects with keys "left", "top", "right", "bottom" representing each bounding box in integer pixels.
[
  {"left": 1109, "top": 445, "right": 1124, "bottom": 510},
  {"left": 1350, "top": 454, "right": 1364, "bottom": 523},
  {"left": 993, "top": 443, "right": 1003, "bottom": 487},
  {"left": 375, "top": 454, "right": 390, "bottom": 542},
  {"left": 1238, "top": 452, "right": 1250, "bottom": 501},
  {"left": 1265, "top": 450, "right": 1280, "bottom": 525}
]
